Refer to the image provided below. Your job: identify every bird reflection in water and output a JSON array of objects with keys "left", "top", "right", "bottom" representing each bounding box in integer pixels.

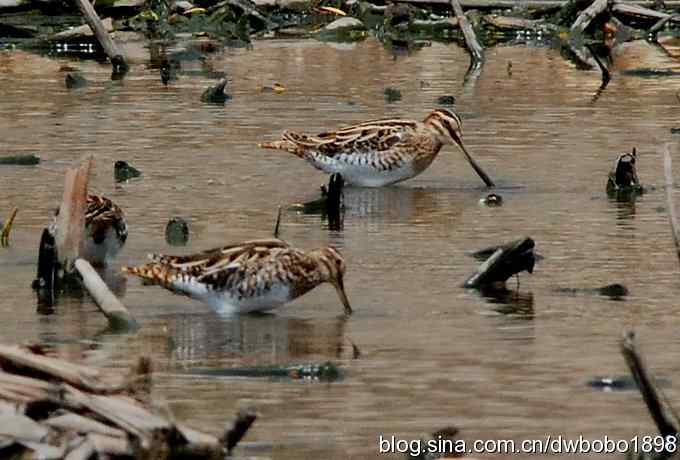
[
  {"left": 167, "top": 313, "right": 351, "bottom": 365},
  {"left": 478, "top": 285, "right": 534, "bottom": 319}
]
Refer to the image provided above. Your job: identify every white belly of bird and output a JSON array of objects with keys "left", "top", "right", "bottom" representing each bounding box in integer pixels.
[
  {"left": 309, "top": 153, "right": 416, "bottom": 187},
  {"left": 81, "top": 227, "right": 124, "bottom": 266},
  {"left": 170, "top": 276, "right": 293, "bottom": 315}
]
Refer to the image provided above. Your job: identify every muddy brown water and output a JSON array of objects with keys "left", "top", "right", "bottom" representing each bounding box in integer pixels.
[{"left": 1, "top": 36, "right": 680, "bottom": 458}]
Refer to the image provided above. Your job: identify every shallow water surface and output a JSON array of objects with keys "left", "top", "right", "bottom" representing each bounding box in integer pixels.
[{"left": 1, "top": 37, "right": 680, "bottom": 459}]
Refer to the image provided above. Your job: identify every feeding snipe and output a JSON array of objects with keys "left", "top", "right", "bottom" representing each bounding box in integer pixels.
[
  {"left": 122, "top": 238, "right": 352, "bottom": 315},
  {"left": 259, "top": 108, "right": 494, "bottom": 187},
  {"left": 49, "top": 194, "right": 128, "bottom": 267}
]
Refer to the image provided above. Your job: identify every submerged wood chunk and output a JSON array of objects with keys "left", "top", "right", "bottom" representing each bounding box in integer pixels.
[{"left": 464, "top": 237, "right": 538, "bottom": 288}]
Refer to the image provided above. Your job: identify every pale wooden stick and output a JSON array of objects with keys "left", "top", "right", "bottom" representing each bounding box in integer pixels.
[
  {"left": 56, "top": 157, "right": 93, "bottom": 273},
  {"left": 75, "top": 258, "right": 138, "bottom": 332}
]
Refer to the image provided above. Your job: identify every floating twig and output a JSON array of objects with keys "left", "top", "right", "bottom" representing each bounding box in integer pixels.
[
  {"left": 1, "top": 207, "right": 18, "bottom": 247},
  {"left": 464, "top": 237, "right": 538, "bottom": 288}
]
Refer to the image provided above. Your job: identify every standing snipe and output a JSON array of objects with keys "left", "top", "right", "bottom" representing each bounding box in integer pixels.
[
  {"left": 259, "top": 108, "right": 494, "bottom": 188},
  {"left": 49, "top": 194, "right": 128, "bottom": 267},
  {"left": 122, "top": 238, "right": 352, "bottom": 315}
]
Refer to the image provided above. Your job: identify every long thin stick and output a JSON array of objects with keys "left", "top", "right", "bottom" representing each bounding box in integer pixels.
[
  {"left": 75, "top": 259, "right": 138, "bottom": 332},
  {"left": 664, "top": 146, "right": 680, "bottom": 265}
]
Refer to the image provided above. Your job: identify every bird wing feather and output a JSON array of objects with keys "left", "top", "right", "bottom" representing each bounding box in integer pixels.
[{"left": 282, "top": 119, "right": 418, "bottom": 157}]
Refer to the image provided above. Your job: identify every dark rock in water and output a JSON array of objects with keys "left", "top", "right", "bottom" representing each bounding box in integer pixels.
[
  {"left": 165, "top": 217, "right": 190, "bottom": 246},
  {"left": 437, "top": 95, "right": 456, "bottom": 105},
  {"left": 606, "top": 148, "right": 643, "bottom": 196},
  {"left": 587, "top": 375, "right": 670, "bottom": 391},
  {"left": 384, "top": 87, "right": 402, "bottom": 103},
  {"left": 160, "top": 58, "right": 174, "bottom": 85},
  {"left": 464, "top": 237, "right": 539, "bottom": 288},
  {"left": 201, "top": 77, "right": 231, "bottom": 104},
  {"left": 480, "top": 192, "right": 502, "bottom": 206},
  {"left": 671, "top": 128, "right": 680, "bottom": 134},
  {"left": 65, "top": 73, "right": 87, "bottom": 89},
  {"left": 114, "top": 160, "right": 142, "bottom": 182},
  {"left": 554, "top": 283, "right": 628, "bottom": 300},
  {"left": 0, "top": 154, "right": 40, "bottom": 165}
]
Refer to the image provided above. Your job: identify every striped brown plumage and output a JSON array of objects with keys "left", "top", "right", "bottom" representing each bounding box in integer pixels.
[
  {"left": 123, "top": 239, "right": 352, "bottom": 315},
  {"left": 259, "top": 108, "right": 494, "bottom": 187}
]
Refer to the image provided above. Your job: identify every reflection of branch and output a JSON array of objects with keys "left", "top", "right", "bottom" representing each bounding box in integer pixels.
[{"left": 586, "top": 44, "right": 610, "bottom": 104}]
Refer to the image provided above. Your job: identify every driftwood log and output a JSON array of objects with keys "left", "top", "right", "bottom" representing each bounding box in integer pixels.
[
  {"left": 570, "top": 0, "right": 608, "bottom": 35},
  {"left": 0, "top": 345, "right": 255, "bottom": 459},
  {"left": 464, "top": 237, "right": 538, "bottom": 288}
]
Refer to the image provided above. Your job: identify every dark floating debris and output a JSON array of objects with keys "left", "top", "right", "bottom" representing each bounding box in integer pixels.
[
  {"left": 294, "top": 174, "right": 345, "bottom": 231},
  {"left": 480, "top": 192, "right": 503, "bottom": 206},
  {"left": 384, "top": 87, "right": 402, "bottom": 103},
  {"left": 165, "top": 217, "right": 190, "bottom": 246},
  {"left": 201, "top": 77, "right": 231, "bottom": 104},
  {"left": 0, "top": 154, "right": 40, "bottom": 165},
  {"left": 671, "top": 128, "right": 680, "bottom": 134},
  {"left": 555, "top": 283, "right": 629, "bottom": 300},
  {"left": 114, "top": 160, "right": 142, "bottom": 182},
  {"left": 464, "top": 237, "right": 539, "bottom": 289},
  {"left": 606, "top": 148, "right": 643, "bottom": 196},
  {"left": 65, "top": 72, "right": 87, "bottom": 89},
  {"left": 587, "top": 375, "right": 670, "bottom": 391},
  {"left": 436, "top": 95, "right": 456, "bottom": 105},
  {"left": 188, "top": 361, "right": 341, "bottom": 381}
]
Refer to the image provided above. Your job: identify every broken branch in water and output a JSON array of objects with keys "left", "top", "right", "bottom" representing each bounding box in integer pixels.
[
  {"left": 74, "top": 259, "right": 139, "bottom": 332},
  {"left": 71, "top": 0, "right": 128, "bottom": 74},
  {"left": 621, "top": 330, "right": 680, "bottom": 440},
  {"left": 450, "top": 0, "right": 484, "bottom": 65},
  {"left": 223, "top": 407, "right": 257, "bottom": 454},
  {"left": 570, "top": 0, "right": 608, "bottom": 35},
  {"left": 464, "top": 237, "right": 538, "bottom": 288},
  {"left": 56, "top": 156, "right": 92, "bottom": 275},
  {"left": 663, "top": 145, "right": 680, "bottom": 266},
  {"left": 1, "top": 207, "right": 18, "bottom": 246}
]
